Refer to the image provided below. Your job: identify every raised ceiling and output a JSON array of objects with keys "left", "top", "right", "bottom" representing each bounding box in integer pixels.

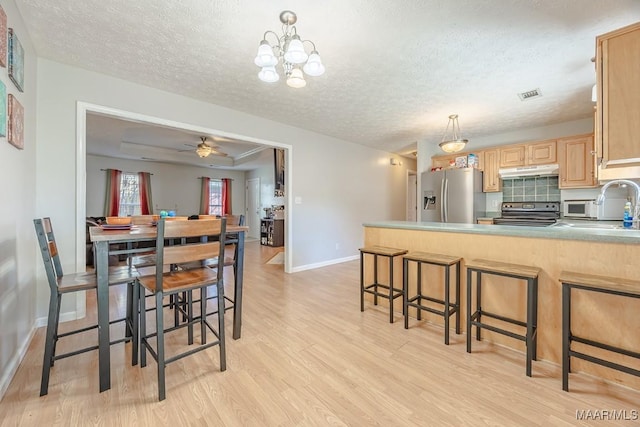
[{"left": 15, "top": 0, "right": 640, "bottom": 158}]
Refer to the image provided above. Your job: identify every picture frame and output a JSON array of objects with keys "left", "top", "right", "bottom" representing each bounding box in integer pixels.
[
  {"left": 8, "top": 94, "right": 24, "bottom": 149},
  {"left": 0, "top": 6, "right": 7, "bottom": 68},
  {"left": 8, "top": 28, "right": 24, "bottom": 92},
  {"left": 0, "top": 80, "right": 6, "bottom": 137}
]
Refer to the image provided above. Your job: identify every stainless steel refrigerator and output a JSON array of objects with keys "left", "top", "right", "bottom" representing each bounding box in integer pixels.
[{"left": 421, "top": 168, "right": 485, "bottom": 223}]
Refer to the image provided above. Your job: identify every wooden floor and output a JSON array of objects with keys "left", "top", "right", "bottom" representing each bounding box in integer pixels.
[{"left": 1, "top": 241, "right": 639, "bottom": 426}]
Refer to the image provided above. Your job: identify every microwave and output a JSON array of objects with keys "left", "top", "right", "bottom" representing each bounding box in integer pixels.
[{"left": 562, "top": 198, "right": 627, "bottom": 220}]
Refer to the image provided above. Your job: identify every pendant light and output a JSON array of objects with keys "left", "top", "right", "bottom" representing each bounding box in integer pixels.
[{"left": 439, "top": 114, "right": 468, "bottom": 153}]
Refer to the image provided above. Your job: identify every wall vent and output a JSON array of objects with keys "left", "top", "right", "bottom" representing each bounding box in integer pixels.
[{"left": 517, "top": 88, "right": 542, "bottom": 101}]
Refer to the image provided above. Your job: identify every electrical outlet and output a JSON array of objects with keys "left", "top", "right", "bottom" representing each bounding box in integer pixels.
[{"left": 335, "top": 243, "right": 340, "bottom": 250}]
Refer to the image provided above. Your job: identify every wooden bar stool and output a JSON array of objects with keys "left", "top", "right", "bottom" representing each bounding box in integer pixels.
[
  {"left": 359, "top": 245, "right": 408, "bottom": 323},
  {"left": 560, "top": 271, "right": 640, "bottom": 392},
  {"left": 466, "top": 259, "right": 540, "bottom": 377},
  {"left": 402, "top": 252, "right": 461, "bottom": 345}
]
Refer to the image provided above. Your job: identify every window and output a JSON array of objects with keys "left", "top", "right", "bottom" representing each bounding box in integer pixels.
[
  {"left": 208, "top": 180, "right": 223, "bottom": 215},
  {"left": 118, "top": 172, "right": 141, "bottom": 216}
]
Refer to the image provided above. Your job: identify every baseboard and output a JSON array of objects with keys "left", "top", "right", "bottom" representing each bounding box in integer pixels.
[
  {"left": 290, "top": 254, "right": 359, "bottom": 273},
  {"left": 0, "top": 321, "right": 37, "bottom": 402}
]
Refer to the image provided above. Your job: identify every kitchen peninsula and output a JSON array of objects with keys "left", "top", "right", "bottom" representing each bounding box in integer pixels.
[{"left": 362, "top": 221, "right": 640, "bottom": 390}]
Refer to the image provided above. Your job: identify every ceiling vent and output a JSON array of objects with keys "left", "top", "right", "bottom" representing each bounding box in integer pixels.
[{"left": 517, "top": 88, "right": 542, "bottom": 101}]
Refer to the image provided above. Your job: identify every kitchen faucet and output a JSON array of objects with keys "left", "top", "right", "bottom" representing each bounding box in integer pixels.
[{"left": 596, "top": 179, "right": 640, "bottom": 229}]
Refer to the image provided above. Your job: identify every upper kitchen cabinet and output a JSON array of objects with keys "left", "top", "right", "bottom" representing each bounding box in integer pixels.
[
  {"left": 499, "top": 140, "right": 556, "bottom": 168},
  {"left": 528, "top": 140, "right": 557, "bottom": 165},
  {"left": 596, "top": 22, "right": 640, "bottom": 180},
  {"left": 481, "top": 148, "right": 501, "bottom": 192},
  {"left": 558, "top": 134, "right": 596, "bottom": 188},
  {"left": 499, "top": 145, "right": 526, "bottom": 167}
]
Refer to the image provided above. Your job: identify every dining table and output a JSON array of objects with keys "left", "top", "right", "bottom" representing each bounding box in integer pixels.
[{"left": 89, "top": 222, "right": 248, "bottom": 392}]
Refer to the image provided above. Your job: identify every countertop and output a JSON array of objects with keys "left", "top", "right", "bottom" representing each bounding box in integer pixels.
[{"left": 362, "top": 220, "right": 640, "bottom": 244}]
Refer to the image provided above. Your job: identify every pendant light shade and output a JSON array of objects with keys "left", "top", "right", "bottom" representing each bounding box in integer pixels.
[
  {"left": 286, "top": 68, "right": 307, "bottom": 88},
  {"left": 439, "top": 114, "right": 468, "bottom": 153},
  {"left": 258, "top": 66, "right": 280, "bottom": 83}
]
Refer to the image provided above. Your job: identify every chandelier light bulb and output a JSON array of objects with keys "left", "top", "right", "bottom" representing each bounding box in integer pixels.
[
  {"left": 258, "top": 66, "right": 280, "bottom": 83},
  {"left": 286, "top": 68, "right": 307, "bottom": 88},
  {"left": 283, "top": 35, "right": 308, "bottom": 64},
  {"left": 254, "top": 41, "right": 278, "bottom": 67},
  {"left": 303, "top": 51, "right": 325, "bottom": 77}
]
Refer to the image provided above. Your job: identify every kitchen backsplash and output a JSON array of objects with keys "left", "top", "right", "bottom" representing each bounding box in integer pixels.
[{"left": 502, "top": 176, "right": 560, "bottom": 202}]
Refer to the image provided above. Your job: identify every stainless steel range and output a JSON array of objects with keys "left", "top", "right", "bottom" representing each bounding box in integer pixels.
[{"left": 493, "top": 201, "right": 560, "bottom": 227}]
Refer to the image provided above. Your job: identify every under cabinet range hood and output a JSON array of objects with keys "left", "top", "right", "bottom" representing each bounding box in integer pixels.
[{"left": 498, "top": 164, "right": 559, "bottom": 178}]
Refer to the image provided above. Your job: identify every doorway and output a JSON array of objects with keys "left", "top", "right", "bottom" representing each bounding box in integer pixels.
[
  {"left": 407, "top": 170, "right": 417, "bottom": 221},
  {"left": 76, "top": 102, "right": 294, "bottom": 274}
]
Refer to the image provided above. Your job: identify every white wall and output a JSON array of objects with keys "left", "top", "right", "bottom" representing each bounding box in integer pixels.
[
  {"left": 0, "top": 0, "right": 38, "bottom": 401},
  {"left": 86, "top": 155, "right": 247, "bottom": 217}
]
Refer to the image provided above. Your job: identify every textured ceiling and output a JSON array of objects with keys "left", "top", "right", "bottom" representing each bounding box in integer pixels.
[{"left": 15, "top": 0, "right": 640, "bottom": 157}]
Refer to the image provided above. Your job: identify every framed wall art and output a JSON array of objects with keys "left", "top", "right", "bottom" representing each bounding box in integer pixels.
[
  {"left": 8, "top": 94, "right": 24, "bottom": 149},
  {"left": 8, "top": 28, "right": 24, "bottom": 92},
  {"left": 0, "top": 6, "right": 7, "bottom": 68},
  {"left": 0, "top": 80, "right": 6, "bottom": 137}
]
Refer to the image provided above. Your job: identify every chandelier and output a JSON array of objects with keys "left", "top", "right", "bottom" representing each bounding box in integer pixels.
[
  {"left": 254, "top": 10, "right": 325, "bottom": 88},
  {"left": 439, "top": 114, "right": 469, "bottom": 153}
]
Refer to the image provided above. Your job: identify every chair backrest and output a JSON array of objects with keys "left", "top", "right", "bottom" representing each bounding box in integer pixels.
[
  {"left": 131, "top": 215, "right": 156, "bottom": 225},
  {"left": 225, "top": 215, "right": 245, "bottom": 226},
  {"left": 34, "top": 218, "right": 64, "bottom": 291},
  {"left": 154, "top": 218, "right": 227, "bottom": 292}
]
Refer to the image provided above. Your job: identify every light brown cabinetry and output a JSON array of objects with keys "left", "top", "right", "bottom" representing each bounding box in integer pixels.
[
  {"left": 481, "top": 148, "right": 501, "bottom": 192},
  {"left": 528, "top": 140, "right": 557, "bottom": 165},
  {"left": 558, "top": 134, "right": 596, "bottom": 188},
  {"left": 499, "top": 145, "right": 526, "bottom": 167},
  {"left": 499, "top": 140, "right": 556, "bottom": 168},
  {"left": 596, "top": 22, "right": 640, "bottom": 177}
]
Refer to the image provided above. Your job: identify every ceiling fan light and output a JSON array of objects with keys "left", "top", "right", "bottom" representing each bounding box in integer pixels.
[
  {"left": 286, "top": 68, "right": 307, "bottom": 88},
  {"left": 303, "top": 51, "right": 325, "bottom": 77},
  {"left": 196, "top": 144, "right": 212, "bottom": 158},
  {"left": 254, "top": 41, "right": 278, "bottom": 67},
  {"left": 283, "top": 36, "right": 308, "bottom": 64},
  {"left": 258, "top": 66, "right": 280, "bottom": 83},
  {"left": 591, "top": 83, "right": 597, "bottom": 102}
]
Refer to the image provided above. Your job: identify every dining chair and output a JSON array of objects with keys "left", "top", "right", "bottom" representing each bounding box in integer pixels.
[
  {"left": 179, "top": 214, "right": 244, "bottom": 316},
  {"left": 34, "top": 217, "right": 140, "bottom": 396},
  {"left": 138, "top": 218, "right": 227, "bottom": 401}
]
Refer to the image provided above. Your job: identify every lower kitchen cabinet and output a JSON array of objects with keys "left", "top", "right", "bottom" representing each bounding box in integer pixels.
[{"left": 260, "top": 219, "right": 284, "bottom": 247}]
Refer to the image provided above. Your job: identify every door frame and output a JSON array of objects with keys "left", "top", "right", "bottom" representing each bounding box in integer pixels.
[
  {"left": 406, "top": 169, "right": 417, "bottom": 221},
  {"left": 75, "top": 101, "right": 294, "bottom": 273}
]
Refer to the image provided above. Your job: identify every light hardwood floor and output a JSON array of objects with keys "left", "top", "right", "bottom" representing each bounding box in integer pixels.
[{"left": 1, "top": 241, "right": 639, "bottom": 426}]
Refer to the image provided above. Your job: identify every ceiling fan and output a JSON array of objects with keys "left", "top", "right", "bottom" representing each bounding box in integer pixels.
[{"left": 179, "top": 137, "right": 228, "bottom": 158}]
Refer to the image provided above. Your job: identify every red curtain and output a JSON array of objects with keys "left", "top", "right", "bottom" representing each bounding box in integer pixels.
[
  {"left": 138, "top": 172, "right": 153, "bottom": 215},
  {"left": 200, "top": 177, "right": 211, "bottom": 215},
  {"left": 222, "top": 178, "right": 231, "bottom": 215},
  {"left": 104, "top": 169, "right": 122, "bottom": 216}
]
